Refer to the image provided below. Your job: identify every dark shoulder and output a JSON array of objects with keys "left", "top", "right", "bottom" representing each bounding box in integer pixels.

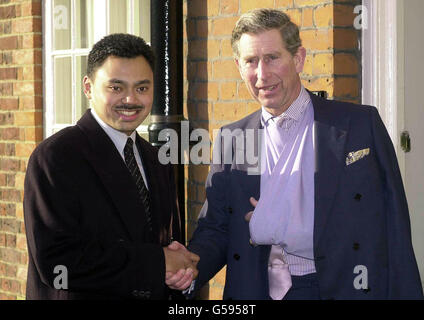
[
  {"left": 28, "top": 125, "right": 86, "bottom": 167},
  {"left": 314, "top": 95, "right": 377, "bottom": 118},
  {"left": 221, "top": 109, "right": 261, "bottom": 131}
]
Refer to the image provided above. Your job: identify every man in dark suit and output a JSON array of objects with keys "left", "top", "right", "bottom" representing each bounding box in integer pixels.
[
  {"left": 24, "top": 34, "right": 198, "bottom": 300},
  {"left": 179, "top": 9, "right": 423, "bottom": 299}
]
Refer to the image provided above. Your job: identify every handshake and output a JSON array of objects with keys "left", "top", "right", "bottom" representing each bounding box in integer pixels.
[{"left": 163, "top": 241, "right": 200, "bottom": 291}]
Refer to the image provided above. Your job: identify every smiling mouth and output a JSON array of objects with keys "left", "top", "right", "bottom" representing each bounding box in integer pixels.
[
  {"left": 116, "top": 110, "right": 138, "bottom": 116},
  {"left": 259, "top": 84, "right": 278, "bottom": 93},
  {"left": 114, "top": 104, "right": 144, "bottom": 119}
]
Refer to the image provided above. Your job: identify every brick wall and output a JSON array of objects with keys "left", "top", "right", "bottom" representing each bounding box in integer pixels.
[
  {"left": 0, "top": 0, "right": 42, "bottom": 300},
  {"left": 183, "top": 0, "right": 361, "bottom": 299},
  {"left": 0, "top": 0, "right": 361, "bottom": 301}
]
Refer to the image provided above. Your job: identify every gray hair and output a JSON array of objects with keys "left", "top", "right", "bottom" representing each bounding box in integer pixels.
[{"left": 231, "top": 8, "right": 302, "bottom": 58}]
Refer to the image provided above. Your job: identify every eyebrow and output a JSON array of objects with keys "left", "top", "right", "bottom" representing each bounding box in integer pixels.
[
  {"left": 107, "top": 79, "right": 152, "bottom": 86},
  {"left": 241, "top": 51, "right": 281, "bottom": 60}
]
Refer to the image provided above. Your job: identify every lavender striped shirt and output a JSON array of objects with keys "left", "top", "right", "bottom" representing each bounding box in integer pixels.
[{"left": 259, "top": 86, "right": 316, "bottom": 276}]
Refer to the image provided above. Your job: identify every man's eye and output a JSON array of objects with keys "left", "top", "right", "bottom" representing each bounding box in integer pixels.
[
  {"left": 109, "top": 86, "right": 121, "bottom": 92},
  {"left": 137, "top": 87, "right": 148, "bottom": 93}
]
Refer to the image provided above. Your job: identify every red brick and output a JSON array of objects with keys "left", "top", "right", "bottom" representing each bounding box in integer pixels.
[
  {"left": 13, "top": 81, "right": 43, "bottom": 97},
  {"left": 334, "top": 76, "right": 359, "bottom": 97},
  {"left": 24, "top": 126, "right": 43, "bottom": 142},
  {"left": 12, "top": 16, "right": 42, "bottom": 33},
  {"left": 0, "top": 21, "right": 12, "bottom": 35},
  {"left": 334, "top": 53, "right": 359, "bottom": 75},
  {"left": 220, "top": 0, "right": 238, "bottom": 14},
  {"left": 0, "top": 174, "right": 6, "bottom": 186},
  {"left": 0, "top": 189, "right": 22, "bottom": 202},
  {"left": 16, "top": 233, "right": 26, "bottom": 251},
  {"left": 0, "top": 112, "right": 14, "bottom": 125},
  {"left": 13, "top": 110, "right": 43, "bottom": 126},
  {"left": 0, "top": 67, "right": 17, "bottom": 80},
  {"left": 5, "top": 233, "right": 16, "bottom": 248},
  {"left": 0, "top": 143, "right": 15, "bottom": 156},
  {"left": 186, "top": 0, "right": 208, "bottom": 18},
  {"left": 19, "top": 96, "right": 43, "bottom": 111},
  {"left": 0, "top": 158, "right": 20, "bottom": 172},
  {"left": 20, "top": 1, "right": 41, "bottom": 17},
  {"left": 334, "top": 4, "right": 356, "bottom": 27},
  {"left": 0, "top": 5, "right": 16, "bottom": 19},
  {"left": 0, "top": 248, "right": 21, "bottom": 264},
  {"left": 212, "top": 16, "right": 239, "bottom": 36},
  {"left": 0, "top": 36, "right": 18, "bottom": 50},
  {"left": 0, "top": 98, "right": 19, "bottom": 110},
  {"left": 13, "top": 49, "right": 42, "bottom": 65},
  {"left": 0, "top": 83, "right": 13, "bottom": 96},
  {"left": 15, "top": 142, "right": 35, "bottom": 157},
  {"left": 334, "top": 29, "right": 358, "bottom": 50},
  {"left": 22, "top": 33, "right": 42, "bottom": 49},
  {"left": 0, "top": 127, "right": 20, "bottom": 140},
  {"left": 6, "top": 173, "right": 15, "bottom": 187}
]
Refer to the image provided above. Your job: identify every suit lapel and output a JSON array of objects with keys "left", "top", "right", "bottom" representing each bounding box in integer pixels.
[
  {"left": 310, "top": 92, "right": 350, "bottom": 250},
  {"left": 76, "top": 110, "right": 147, "bottom": 241},
  {"left": 234, "top": 110, "right": 262, "bottom": 200}
]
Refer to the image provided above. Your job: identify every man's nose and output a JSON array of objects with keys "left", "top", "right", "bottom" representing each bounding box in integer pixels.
[
  {"left": 122, "top": 91, "right": 137, "bottom": 104},
  {"left": 256, "top": 59, "right": 270, "bottom": 81}
]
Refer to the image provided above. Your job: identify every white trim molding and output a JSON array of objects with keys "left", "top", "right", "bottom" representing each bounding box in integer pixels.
[{"left": 362, "top": 0, "right": 399, "bottom": 148}]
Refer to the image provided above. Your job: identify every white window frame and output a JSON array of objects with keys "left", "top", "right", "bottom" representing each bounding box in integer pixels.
[{"left": 43, "top": 0, "right": 151, "bottom": 138}]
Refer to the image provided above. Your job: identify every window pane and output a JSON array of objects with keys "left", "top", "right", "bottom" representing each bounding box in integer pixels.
[
  {"left": 53, "top": 0, "right": 71, "bottom": 50},
  {"left": 54, "top": 57, "right": 72, "bottom": 124},
  {"left": 76, "top": 55, "right": 89, "bottom": 119},
  {"left": 75, "top": 0, "right": 94, "bottom": 49},
  {"left": 109, "top": 0, "right": 128, "bottom": 34},
  {"left": 134, "top": 0, "right": 150, "bottom": 42}
]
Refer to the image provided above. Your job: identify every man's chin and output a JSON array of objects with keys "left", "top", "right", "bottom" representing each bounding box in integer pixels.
[{"left": 113, "top": 123, "right": 142, "bottom": 135}]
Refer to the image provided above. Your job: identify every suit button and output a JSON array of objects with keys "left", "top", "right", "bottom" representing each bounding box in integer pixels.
[
  {"left": 228, "top": 207, "right": 233, "bottom": 214},
  {"left": 233, "top": 253, "right": 240, "bottom": 261},
  {"left": 354, "top": 193, "right": 362, "bottom": 201},
  {"left": 353, "top": 243, "right": 360, "bottom": 250}
]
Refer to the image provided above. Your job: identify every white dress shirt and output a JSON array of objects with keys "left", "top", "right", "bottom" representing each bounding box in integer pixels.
[{"left": 90, "top": 108, "right": 149, "bottom": 189}]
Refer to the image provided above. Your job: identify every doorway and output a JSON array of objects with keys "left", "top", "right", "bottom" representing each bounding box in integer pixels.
[{"left": 362, "top": 0, "right": 424, "bottom": 287}]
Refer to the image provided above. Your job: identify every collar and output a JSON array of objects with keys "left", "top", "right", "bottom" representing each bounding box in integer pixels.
[
  {"left": 261, "top": 85, "right": 311, "bottom": 127},
  {"left": 90, "top": 108, "right": 137, "bottom": 155}
]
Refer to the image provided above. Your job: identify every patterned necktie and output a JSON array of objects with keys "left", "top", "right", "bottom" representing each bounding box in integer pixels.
[
  {"left": 268, "top": 246, "right": 292, "bottom": 300},
  {"left": 265, "top": 120, "right": 293, "bottom": 300},
  {"left": 124, "top": 138, "right": 153, "bottom": 240}
]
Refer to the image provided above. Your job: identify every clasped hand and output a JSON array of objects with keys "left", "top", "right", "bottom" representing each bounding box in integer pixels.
[{"left": 163, "top": 241, "right": 199, "bottom": 291}]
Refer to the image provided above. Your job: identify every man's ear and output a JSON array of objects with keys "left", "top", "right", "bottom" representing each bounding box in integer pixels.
[
  {"left": 293, "top": 46, "right": 306, "bottom": 73},
  {"left": 83, "top": 76, "right": 92, "bottom": 99},
  {"left": 235, "top": 58, "right": 243, "bottom": 79}
]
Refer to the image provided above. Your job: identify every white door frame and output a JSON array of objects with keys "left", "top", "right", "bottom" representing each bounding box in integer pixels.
[{"left": 361, "top": 0, "right": 406, "bottom": 176}]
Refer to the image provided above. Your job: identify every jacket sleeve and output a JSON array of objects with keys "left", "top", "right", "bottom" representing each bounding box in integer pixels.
[
  {"left": 370, "top": 107, "right": 423, "bottom": 299},
  {"left": 24, "top": 145, "right": 166, "bottom": 299},
  {"left": 188, "top": 129, "right": 230, "bottom": 292}
]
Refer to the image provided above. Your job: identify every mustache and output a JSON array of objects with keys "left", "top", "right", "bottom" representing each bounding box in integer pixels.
[{"left": 114, "top": 104, "right": 145, "bottom": 110}]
